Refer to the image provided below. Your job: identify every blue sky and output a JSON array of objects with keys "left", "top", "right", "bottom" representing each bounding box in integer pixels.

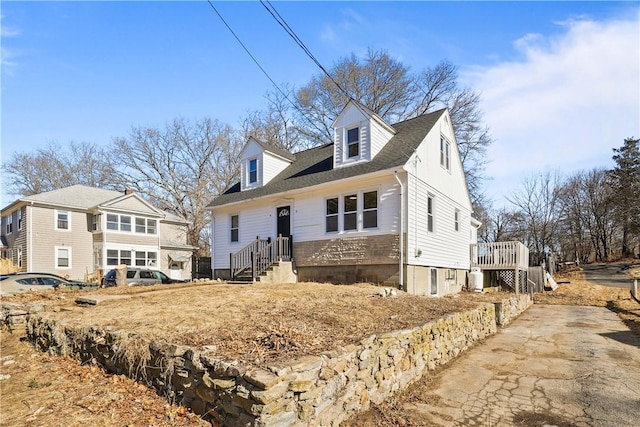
[{"left": 2, "top": 1, "right": 639, "bottom": 209}]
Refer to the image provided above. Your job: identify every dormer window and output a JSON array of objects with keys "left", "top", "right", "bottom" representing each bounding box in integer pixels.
[
  {"left": 249, "top": 158, "right": 258, "bottom": 184},
  {"left": 347, "top": 127, "right": 359, "bottom": 158}
]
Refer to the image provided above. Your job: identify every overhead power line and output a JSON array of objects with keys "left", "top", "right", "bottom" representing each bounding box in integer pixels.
[
  {"left": 205, "top": 0, "right": 332, "bottom": 149},
  {"left": 259, "top": 0, "right": 351, "bottom": 102}
]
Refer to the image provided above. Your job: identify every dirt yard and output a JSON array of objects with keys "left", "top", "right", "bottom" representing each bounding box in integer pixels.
[{"left": 1, "top": 268, "right": 638, "bottom": 427}]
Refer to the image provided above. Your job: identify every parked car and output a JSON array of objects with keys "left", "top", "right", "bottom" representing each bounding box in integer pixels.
[
  {"left": 100, "top": 268, "right": 182, "bottom": 287},
  {"left": 0, "top": 273, "right": 98, "bottom": 295}
]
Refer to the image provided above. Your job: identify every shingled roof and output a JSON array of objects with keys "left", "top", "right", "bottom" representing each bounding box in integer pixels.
[{"left": 209, "top": 109, "right": 446, "bottom": 207}]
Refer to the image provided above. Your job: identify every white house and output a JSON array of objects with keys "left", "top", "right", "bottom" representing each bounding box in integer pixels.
[{"left": 207, "top": 100, "right": 479, "bottom": 296}]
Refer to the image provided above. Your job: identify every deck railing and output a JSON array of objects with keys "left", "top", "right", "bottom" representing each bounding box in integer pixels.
[{"left": 470, "top": 241, "right": 529, "bottom": 270}]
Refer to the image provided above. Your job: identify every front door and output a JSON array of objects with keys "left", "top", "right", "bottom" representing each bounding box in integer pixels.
[{"left": 276, "top": 206, "right": 291, "bottom": 238}]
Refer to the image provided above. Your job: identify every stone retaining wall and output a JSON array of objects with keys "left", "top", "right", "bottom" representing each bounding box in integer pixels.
[{"left": 24, "top": 295, "right": 531, "bottom": 427}]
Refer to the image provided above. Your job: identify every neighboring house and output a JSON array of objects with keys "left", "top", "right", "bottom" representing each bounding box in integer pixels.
[
  {"left": 208, "top": 100, "right": 480, "bottom": 296},
  {"left": 0, "top": 185, "right": 194, "bottom": 282}
]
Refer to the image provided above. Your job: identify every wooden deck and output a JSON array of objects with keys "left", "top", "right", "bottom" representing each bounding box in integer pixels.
[
  {"left": 470, "top": 241, "right": 530, "bottom": 293},
  {"left": 470, "top": 241, "right": 529, "bottom": 271}
]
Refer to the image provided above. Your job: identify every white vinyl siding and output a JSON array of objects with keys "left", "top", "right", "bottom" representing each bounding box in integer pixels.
[
  {"left": 407, "top": 173, "right": 471, "bottom": 270},
  {"left": 262, "top": 152, "right": 291, "bottom": 185}
]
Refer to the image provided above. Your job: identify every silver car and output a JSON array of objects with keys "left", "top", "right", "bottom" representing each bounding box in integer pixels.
[
  {"left": 101, "top": 268, "right": 179, "bottom": 287},
  {"left": 0, "top": 273, "right": 96, "bottom": 295}
]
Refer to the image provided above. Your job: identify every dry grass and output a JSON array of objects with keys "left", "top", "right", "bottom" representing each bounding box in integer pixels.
[
  {"left": 3, "top": 282, "right": 507, "bottom": 366},
  {"left": 0, "top": 258, "right": 20, "bottom": 274},
  {"left": 3, "top": 270, "right": 638, "bottom": 427},
  {"left": 0, "top": 329, "right": 209, "bottom": 427}
]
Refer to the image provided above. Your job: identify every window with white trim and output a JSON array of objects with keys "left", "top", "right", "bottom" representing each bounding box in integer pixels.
[
  {"left": 440, "top": 136, "right": 450, "bottom": 171},
  {"left": 325, "top": 197, "right": 339, "bottom": 233},
  {"left": 427, "top": 194, "right": 434, "bottom": 232},
  {"left": 56, "top": 247, "right": 71, "bottom": 269},
  {"left": 92, "top": 214, "right": 100, "bottom": 231},
  {"left": 106, "top": 214, "right": 118, "bottom": 230},
  {"left": 363, "top": 191, "right": 378, "bottom": 229},
  {"left": 107, "top": 249, "right": 119, "bottom": 266},
  {"left": 230, "top": 215, "right": 239, "bottom": 242},
  {"left": 343, "top": 194, "right": 358, "bottom": 230},
  {"left": 135, "top": 218, "right": 146, "bottom": 233},
  {"left": 5, "top": 215, "right": 12, "bottom": 234},
  {"left": 106, "top": 249, "right": 156, "bottom": 267},
  {"left": 454, "top": 209, "right": 460, "bottom": 232},
  {"left": 17, "top": 209, "right": 23, "bottom": 230},
  {"left": 248, "top": 158, "right": 258, "bottom": 184},
  {"left": 56, "top": 210, "right": 69, "bottom": 230},
  {"left": 120, "top": 250, "right": 132, "bottom": 265},
  {"left": 347, "top": 127, "right": 359, "bottom": 158},
  {"left": 120, "top": 216, "right": 131, "bottom": 232},
  {"left": 147, "top": 219, "right": 157, "bottom": 235}
]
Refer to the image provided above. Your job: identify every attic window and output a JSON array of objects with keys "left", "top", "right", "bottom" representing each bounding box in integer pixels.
[
  {"left": 440, "top": 136, "right": 450, "bottom": 171},
  {"left": 347, "top": 127, "right": 359, "bottom": 158},
  {"left": 249, "top": 159, "right": 258, "bottom": 184}
]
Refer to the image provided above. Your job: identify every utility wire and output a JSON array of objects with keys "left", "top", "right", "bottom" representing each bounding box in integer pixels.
[
  {"left": 205, "top": 0, "right": 329, "bottom": 149},
  {"left": 259, "top": 0, "right": 352, "bottom": 102}
]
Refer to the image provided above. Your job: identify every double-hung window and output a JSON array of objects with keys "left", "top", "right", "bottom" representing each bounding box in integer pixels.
[
  {"left": 440, "top": 136, "right": 450, "bottom": 171},
  {"left": 454, "top": 209, "right": 460, "bottom": 232},
  {"left": 343, "top": 195, "right": 358, "bottom": 230},
  {"left": 248, "top": 159, "right": 258, "bottom": 184},
  {"left": 147, "top": 219, "right": 157, "bottom": 234},
  {"left": 230, "top": 215, "right": 239, "bottom": 242},
  {"left": 56, "top": 247, "right": 71, "bottom": 268},
  {"left": 427, "top": 194, "right": 435, "bottom": 232},
  {"left": 5, "top": 215, "right": 12, "bottom": 234},
  {"left": 120, "top": 216, "right": 131, "bottom": 232},
  {"left": 347, "top": 127, "right": 359, "bottom": 158},
  {"left": 135, "top": 218, "right": 146, "bottom": 233},
  {"left": 56, "top": 210, "right": 69, "bottom": 230},
  {"left": 325, "top": 198, "right": 339, "bottom": 233},
  {"left": 106, "top": 214, "right": 118, "bottom": 230},
  {"left": 17, "top": 209, "right": 22, "bottom": 230},
  {"left": 92, "top": 214, "right": 100, "bottom": 231},
  {"left": 363, "top": 191, "right": 378, "bottom": 229}
]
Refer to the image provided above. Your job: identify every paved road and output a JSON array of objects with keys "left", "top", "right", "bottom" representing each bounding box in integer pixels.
[
  {"left": 404, "top": 304, "right": 640, "bottom": 426},
  {"left": 582, "top": 262, "right": 637, "bottom": 288}
]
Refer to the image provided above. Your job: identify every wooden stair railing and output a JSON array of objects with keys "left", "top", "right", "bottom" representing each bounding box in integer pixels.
[{"left": 231, "top": 235, "right": 291, "bottom": 281}]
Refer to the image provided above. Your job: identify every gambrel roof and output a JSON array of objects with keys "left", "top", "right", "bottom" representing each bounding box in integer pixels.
[{"left": 209, "top": 109, "right": 446, "bottom": 207}]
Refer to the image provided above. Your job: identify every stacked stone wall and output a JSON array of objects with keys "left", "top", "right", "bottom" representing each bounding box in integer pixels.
[{"left": 24, "top": 295, "right": 531, "bottom": 427}]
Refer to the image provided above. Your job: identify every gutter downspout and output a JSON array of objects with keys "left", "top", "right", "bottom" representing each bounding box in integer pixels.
[{"left": 394, "top": 171, "right": 404, "bottom": 290}]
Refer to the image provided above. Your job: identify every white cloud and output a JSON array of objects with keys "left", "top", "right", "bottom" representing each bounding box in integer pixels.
[
  {"left": 462, "top": 14, "right": 640, "bottom": 205},
  {"left": 1, "top": 14, "right": 20, "bottom": 68}
]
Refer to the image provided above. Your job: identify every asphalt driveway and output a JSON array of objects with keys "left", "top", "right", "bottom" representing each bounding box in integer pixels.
[
  {"left": 582, "top": 261, "right": 638, "bottom": 288},
  {"left": 399, "top": 304, "right": 640, "bottom": 427}
]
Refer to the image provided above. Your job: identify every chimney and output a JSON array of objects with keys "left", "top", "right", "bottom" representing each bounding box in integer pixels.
[{"left": 124, "top": 188, "right": 133, "bottom": 195}]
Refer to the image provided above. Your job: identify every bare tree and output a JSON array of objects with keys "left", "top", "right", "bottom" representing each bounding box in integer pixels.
[
  {"left": 255, "top": 53, "right": 491, "bottom": 204},
  {"left": 557, "top": 169, "right": 616, "bottom": 262},
  {"left": 294, "top": 49, "right": 415, "bottom": 146},
  {"left": 2, "top": 141, "right": 119, "bottom": 196},
  {"left": 112, "top": 118, "right": 243, "bottom": 253},
  {"left": 506, "top": 171, "right": 563, "bottom": 263},
  {"left": 241, "top": 85, "right": 304, "bottom": 151}
]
